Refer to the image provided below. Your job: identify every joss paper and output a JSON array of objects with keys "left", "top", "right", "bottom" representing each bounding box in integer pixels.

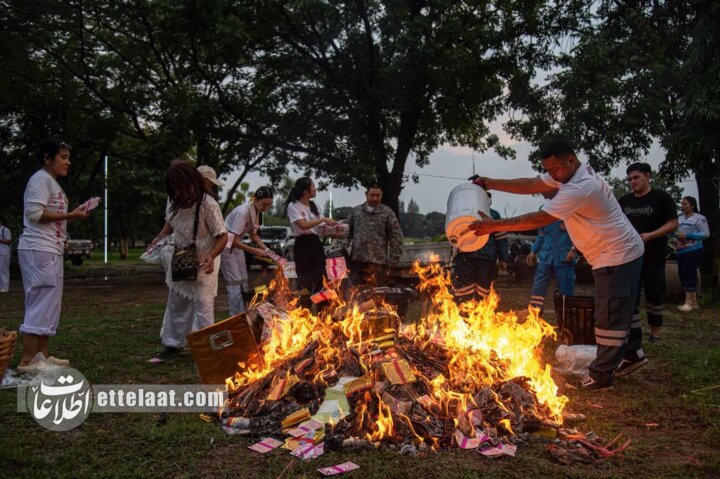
[
  {"left": 286, "top": 419, "right": 324, "bottom": 438},
  {"left": 343, "top": 375, "right": 373, "bottom": 396},
  {"left": 80, "top": 196, "right": 101, "bottom": 213},
  {"left": 479, "top": 442, "right": 517, "bottom": 457},
  {"left": 248, "top": 437, "right": 283, "bottom": 453},
  {"left": 311, "top": 289, "right": 337, "bottom": 304},
  {"left": 382, "top": 392, "right": 412, "bottom": 416},
  {"left": 281, "top": 408, "right": 310, "bottom": 429},
  {"left": 325, "top": 257, "right": 347, "bottom": 280},
  {"left": 290, "top": 442, "right": 325, "bottom": 460},
  {"left": 317, "top": 462, "right": 360, "bottom": 476},
  {"left": 380, "top": 359, "right": 416, "bottom": 385}
]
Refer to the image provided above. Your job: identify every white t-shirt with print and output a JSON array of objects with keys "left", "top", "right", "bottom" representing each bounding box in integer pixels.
[
  {"left": 225, "top": 203, "right": 259, "bottom": 236},
  {"left": 19, "top": 169, "right": 68, "bottom": 255},
  {"left": 540, "top": 164, "right": 644, "bottom": 269},
  {"left": 287, "top": 201, "right": 321, "bottom": 236}
]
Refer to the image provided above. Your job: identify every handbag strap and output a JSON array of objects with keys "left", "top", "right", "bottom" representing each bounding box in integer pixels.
[{"left": 192, "top": 197, "right": 202, "bottom": 243}]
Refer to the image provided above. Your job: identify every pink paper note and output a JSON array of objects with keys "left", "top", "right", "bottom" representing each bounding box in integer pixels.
[
  {"left": 80, "top": 197, "right": 101, "bottom": 213},
  {"left": 290, "top": 442, "right": 324, "bottom": 460},
  {"left": 454, "top": 429, "right": 489, "bottom": 449},
  {"left": 248, "top": 437, "right": 283, "bottom": 453},
  {"left": 325, "top": 257, "right": 347, "bottom": 280},
  {"left": 310, "top": 289, "right": 337, "bottom": 304},
  {"left": 225, "top": 233, "right": 235, "bottom": 249},
  {"left": 287, "top": 419, "right": 324, "bottom": 438},
  {"left": 317, "top": 461, "right": 360, "bottom": 476},
  {"left": 479, "top": 442, "right": 517, "bottom": 457}
]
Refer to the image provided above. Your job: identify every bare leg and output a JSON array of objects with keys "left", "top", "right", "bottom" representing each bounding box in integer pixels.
[
  {"left": 19, "top": 334, "right": 46, "bottom": 366},
  {"left": 684, "top": 291, "right": 694, "bottom": 307}
]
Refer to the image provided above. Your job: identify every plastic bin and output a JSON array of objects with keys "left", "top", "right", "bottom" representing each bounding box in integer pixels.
[{"left": 553, "top": 289, "right": 595, "bottom": 345}]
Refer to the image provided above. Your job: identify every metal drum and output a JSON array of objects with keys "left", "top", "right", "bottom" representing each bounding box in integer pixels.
[{"left": 445, "top": 183, "right": 491, "bottom": 252}]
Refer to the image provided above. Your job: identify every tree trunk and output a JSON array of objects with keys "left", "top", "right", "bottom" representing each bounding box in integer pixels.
[
  {"left": 695, "top": 162, "right": 720, "bottom": 300},
  {"left": 119, "top": 237, "right": 130, "bottom": 260}
]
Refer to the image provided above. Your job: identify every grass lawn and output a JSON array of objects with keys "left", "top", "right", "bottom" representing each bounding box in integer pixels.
[{"left": 0, "top": 268, "right": 719, "bottom": 478}]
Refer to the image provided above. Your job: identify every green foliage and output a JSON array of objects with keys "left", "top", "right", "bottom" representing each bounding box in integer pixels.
[
  {"left": 261, "top": 214, "right": 290, "bottom": 227},
  {"left": 423, "top": 211, "right": 447, "bottom": 238},
  {"left": 235, "top": 0, "right": 585, "bottom": 214},
  {"left": 0, "top": 0, "right": 588, "bottom": 241},
  {"left": 407, "top": 199, "right": 420, "bottom": 215},
  {"left": 223, "top": 182, "right": 251, "bottom": 213},
  {"left": 607, "top": 175, "right": 684, "bottom": 206},
  {"left": 510, "top": 0, "right": 720, "bottom": 279}
]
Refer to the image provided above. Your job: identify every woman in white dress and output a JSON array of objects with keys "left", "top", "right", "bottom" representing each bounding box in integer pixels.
[
  {"left": 220, "top": 186, "right": 274, "bottom": 315},
  {"left": 17, "top": 137, "right": 92, "bottom": 373},
  {"left": 156, "top": 160, "right": 227, "bottom": 356}
]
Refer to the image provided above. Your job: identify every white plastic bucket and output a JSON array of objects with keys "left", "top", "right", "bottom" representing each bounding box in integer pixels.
[{"left": 445, "top": 183, "right": 491, "bottom": 252}]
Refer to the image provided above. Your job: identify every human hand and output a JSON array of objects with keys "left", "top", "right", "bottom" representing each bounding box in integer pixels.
[
  {"left": 469, "top": 176, "right": 493, "bottom": 190},
  {"left": 199, "top": 253, "right": 214, "bottom": 274},
  {"left": 324, "top": 217, "right": 337, "bottom": 225},
  {"left": 69, "top": 205, "right": 90, "bottom": 220},
  {"left": 640, "top": 233, "right": 653, "bottom": 243},
  {"left": 564, "top": 249, "right": 577, "bottom": 262},
  {"left": 527, "top": 252, "right": 537, "bottom": 266},
  {"left": 676, "top": 231, "right": 686, "bottom": 240},
  {"left": 467, "top": 211, "right": 495, "bottom": 236},
  {"left": 255, "top": 248, "right": 269, "bottom": 257},
  {"left": 499, "top": 261, "right": 508, "bottom": 271}
]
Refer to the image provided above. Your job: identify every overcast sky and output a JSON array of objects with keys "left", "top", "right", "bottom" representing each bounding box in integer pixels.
[{"left": 221, "top": 135, "right": 698, "bottom": 218}]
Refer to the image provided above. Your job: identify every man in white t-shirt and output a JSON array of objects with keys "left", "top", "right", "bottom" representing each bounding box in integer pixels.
[
  {"left": 0, "top": 215, "right": 11, "bottom": 292},
  {"left": 468, "top": 139, "right": 646, "bottom": 391}
]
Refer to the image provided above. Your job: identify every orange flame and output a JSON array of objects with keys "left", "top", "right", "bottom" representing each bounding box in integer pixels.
[{"left": 226, "top": 259, "right": 567, "bottom": 438}]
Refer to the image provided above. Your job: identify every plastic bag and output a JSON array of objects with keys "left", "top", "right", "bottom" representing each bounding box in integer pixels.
[
  {"left": 140, "top": 236, "right": 173, "bottom": 264},
  {"left": 554, "top": 344, "right": 597, "bottom": 376},
  {"left": 140, "top": 247, "right": 161, "bottom": 264}
]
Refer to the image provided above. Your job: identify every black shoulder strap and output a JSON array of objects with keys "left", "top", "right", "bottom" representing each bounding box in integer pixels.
[{"left": 192, "top": 197, "right": 202, "bottom": 243}]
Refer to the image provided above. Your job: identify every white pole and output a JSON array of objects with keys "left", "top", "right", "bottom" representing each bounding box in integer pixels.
[
  {"left": 329, "top": 191, "right": 333, "bottom": 219},
  {"left": 104, "top": 153, "right": 108, "bottom": 263}
]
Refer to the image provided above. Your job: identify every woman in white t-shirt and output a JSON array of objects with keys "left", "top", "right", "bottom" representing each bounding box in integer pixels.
[
  {"left": 282, "top": 177, "right": 335, "bottom": 302},
  {"left": 17, "top": 137, "right": 92, "bottom": 374},
  {"left": 155, "top": 161, "right": 227, "bottom": 356},
  {"left": 220, "top": 186, "right": 274, "bottom": 315}
]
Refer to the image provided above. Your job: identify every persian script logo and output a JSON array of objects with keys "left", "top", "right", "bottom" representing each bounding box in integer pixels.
[{"left": 25, "top": 367, "right": 93, "bottom": 431}]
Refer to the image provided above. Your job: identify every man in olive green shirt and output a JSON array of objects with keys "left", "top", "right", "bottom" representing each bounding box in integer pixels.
[{"left": 346, "top": 185, "right": 403, "bottom": 286}]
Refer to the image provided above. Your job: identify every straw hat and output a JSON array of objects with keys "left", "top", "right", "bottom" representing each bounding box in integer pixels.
[{"left": 197, "top": 165, "right": 224, "bottom": 187}]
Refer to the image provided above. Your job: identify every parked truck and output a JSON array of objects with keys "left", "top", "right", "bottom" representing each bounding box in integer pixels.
[{"left": 65, "top": 239, "right": 93, "bottom": 266}]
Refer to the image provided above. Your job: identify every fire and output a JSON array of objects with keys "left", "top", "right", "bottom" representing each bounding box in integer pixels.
[
  {"left": 364, "top": 392, "right": 395, "bottom": 442},
  {"left": 225, "top": 259, "right": 567, "bottom": 447},
  {"left": 413, "top": 262, "right": 567, "bottom": 420}
]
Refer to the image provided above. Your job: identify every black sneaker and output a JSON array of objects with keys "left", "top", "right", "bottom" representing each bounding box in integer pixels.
[
  {"left": 648, "top": 335, "right": 661, "bottom": 344},
  {"left": 565, "top": 374, "right": 613, "bottom": 391},
  {"left": 615, "top": 357, "right": 649, "bottom": 377}
]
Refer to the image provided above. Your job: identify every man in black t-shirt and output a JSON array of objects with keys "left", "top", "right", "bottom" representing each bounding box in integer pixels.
[{"left": 619, "top": 163, "right": 678, "bottom": 346}]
